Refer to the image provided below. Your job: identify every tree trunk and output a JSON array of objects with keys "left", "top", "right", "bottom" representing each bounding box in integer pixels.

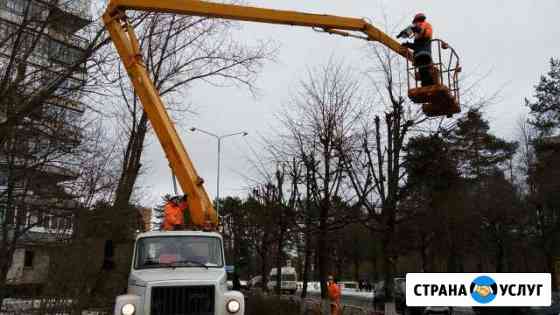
[
  {"left": 380, "top": 205, "right": 397, "bottom": 301},
  {"left": 300, "top": 237, "right": 311, "bottom": 298},
  {"left": 353, "top": 258, "right": 360, "bottom": 282},
  {"left": 370, "top": 236, "right": 378, "bottom": 282},
  {"left": 0, "top": 249, "right": 14, "bottom": 305},
  {"left": 0, "top": 135, "right": 18, "bottom": 304},
  {"left": 275, "top": 221, "right": 284, "bottom": 295},
  {"left": 318, "top": 211, "right": 328, "bottom": 299},
  {"left": 114, "top": 114, "right": 148, "bottom": 208},
  {"left": 421, "top": 246, "right": 428, "bottom": 273},
  {"left": 301, "top": 163, "right": 313, "bottom": 299},
  {"left": 381, "top": 231, "right": 394, "bottom": 301},
  {"left": 448, "top": 245, "right": 465, "bottom": 273},
  {"left": 496, "top": 238, "right": 505, "bottom": 273},
  {"left": 547, "top": 253, "right": 557, "bottom": 290},
  {"left": 259, "top": 252, "right": 268, "bottom": 291},
  {"left": 259, "top": 232, "right": 270, "bottom": 291}
]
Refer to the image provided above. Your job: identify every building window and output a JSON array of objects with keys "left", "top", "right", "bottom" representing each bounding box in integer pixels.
[
  {"left": 0, "top": 169, "right": 7, "bottom": 186},
  {"left": 27, "top": 213, "right": 38, "bottom": 226},
  {"left": 38, "top": 214, "right": 49, "bottom": 229},
  {"left": 0, "top": 22, "right": 13, "bottom": 45},
  {"left": 0, "top": 196, "right": 5, "bottom": 225},
  {"left": 3, "top": 0, "right": 42, "bottom": 18},
  {"left": 48, "top": 40, "right": 82, "bottom": 65},
  {"left": 4, "top": 0, "right": 32, "bottom": 16},
  {"left": 49, "top": 215, "right": 57, "bottom": 230},
  {"left": 24, "top": 250, "right": 34, "bottom": 268}
]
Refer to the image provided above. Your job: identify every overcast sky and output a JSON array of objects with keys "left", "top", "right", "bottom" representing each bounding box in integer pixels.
[{"left": 134, "top": 0, "right": 560, "bottom": 207}]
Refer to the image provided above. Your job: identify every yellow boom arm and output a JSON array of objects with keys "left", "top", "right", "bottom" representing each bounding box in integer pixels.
[{"left": 102, "top": 0, "right": 412, "bottom": 228}]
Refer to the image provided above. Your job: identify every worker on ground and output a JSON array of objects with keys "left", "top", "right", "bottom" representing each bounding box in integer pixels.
[
  {"left": 162, "top": 194, "right": 188, "bottom": 230},
  {"left": 399, "top": 13, "right": 434, "bottom": 86},
  {"left": 327, "top": 275, "right": 341, "bottom": 315}
]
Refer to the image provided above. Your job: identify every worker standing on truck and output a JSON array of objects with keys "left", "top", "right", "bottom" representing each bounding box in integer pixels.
[
  {"left": 162, "top": 195, "right": 189, "bottom": 230},
  {"left": 327, "top": 275, "right": 341, "bottom": 315},
  {"left": 399, "top": 13, "right": 434, "bottom": 86}
]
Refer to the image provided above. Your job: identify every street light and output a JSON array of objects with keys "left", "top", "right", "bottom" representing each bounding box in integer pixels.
[{"left": 189, "top": 127, "right": 248, "bottom": 217}]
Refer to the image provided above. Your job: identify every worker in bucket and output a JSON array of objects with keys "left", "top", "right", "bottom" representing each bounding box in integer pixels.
[
  {"left": 327, "top": 275, "right": 341, "bottom": 315},
  {"left": 398, "top": 13, "right": 434, "bottom": 86},
  {"left": 162, "top": 194, "right": 189, "bottom": 230}
]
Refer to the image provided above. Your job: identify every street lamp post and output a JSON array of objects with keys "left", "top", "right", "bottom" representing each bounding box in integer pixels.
[{"left": 189, "top": 127, "right": 248, "bottom": 217}]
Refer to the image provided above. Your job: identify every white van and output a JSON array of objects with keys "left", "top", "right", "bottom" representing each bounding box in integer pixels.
[
  {"left": 340, "top": 281, "right": 360, "bottom": 292},
  {"left": 267, "top": 266, "right": 298, "bottom": 294}
]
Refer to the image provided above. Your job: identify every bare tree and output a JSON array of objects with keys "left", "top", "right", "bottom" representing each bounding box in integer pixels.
[
  {"left": 267, "top": 161, "right": 300, "bottom": 295},
  {"left": 100, "top": 12, "right": 275, "bottom": 209},
  {"left": 272, "top": 59, "right": 364, "bottom": 299},
  {"left": 245, "top": 183, "right": 279, "bottom": 291},
  {"left": 341, "top": 42, "right": 425, "bottom": 299}
]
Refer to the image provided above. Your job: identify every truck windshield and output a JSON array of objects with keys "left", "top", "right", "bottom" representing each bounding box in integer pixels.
[
  {"left": 282, "top": 274, "right": 296, "bottom": 281},
  {"left": 135, "top": 236, "right": 223, "bottom": 269},
  {"left": 272, "top": 274, "right": 296, "bottom": 281}
]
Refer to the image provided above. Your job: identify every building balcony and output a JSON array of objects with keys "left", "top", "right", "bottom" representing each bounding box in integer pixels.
[
  {"left": 49, "top": 0, "right": 91, "bottom": 34},
  {"left": 36, "top": 163, "right": 80, "bottom": 181},
  {"left": 1, "top": 158, "right": 79, "bottom": 183},
  {"left": 1, "top": 1, "right": 91, "bottom": 33},
  {"left": 48, "top": 30, "right": 89, "bottom": 50},
  {"left": 46, "top": 95, "right": 85, "bottom": 113},
  {"left": 57, "top": 0, "right": 91, "bottom": 20},
  {"left": 0, "top": 6, "right": 24, "bottom": 25}
]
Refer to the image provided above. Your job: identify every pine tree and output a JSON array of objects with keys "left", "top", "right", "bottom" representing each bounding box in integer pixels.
[
  {"left": 446, "top": 109, "right": 518, "bottom": 180},
  {"left": 527, "top": 58, "right": 560, "bottom": 136},
  {"left": 405, "top": 134, "right": 459, "bottom": 192},
  {"left": 403, "top": 135, "right": 461, "bottom": 271},
  {"left": 445, "top": 109, "right": 519, "bottom": 272},
  {"left": 152, "top": 194, "right": 172, "bottom": 231},
  {"left": 522, "top": 58, "right": 560, "bottom": 286}
]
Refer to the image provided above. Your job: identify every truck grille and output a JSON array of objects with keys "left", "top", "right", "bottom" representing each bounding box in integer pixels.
[{"left": 151, "top": 286, "right": 215, "bottom": 315}]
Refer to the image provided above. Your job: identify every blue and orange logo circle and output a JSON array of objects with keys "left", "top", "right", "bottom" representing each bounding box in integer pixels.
[{"left": 470, "top": 276, "right": 497, "bottom": 304}]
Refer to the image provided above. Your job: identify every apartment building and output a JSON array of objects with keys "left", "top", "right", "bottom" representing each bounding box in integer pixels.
[{"left": 0, "top": 0, "right": 91, "bottom": 287}]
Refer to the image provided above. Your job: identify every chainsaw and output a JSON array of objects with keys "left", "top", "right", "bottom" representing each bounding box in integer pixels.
[{"left": 397, "top": 25, "right": 420, "bottom": 39}]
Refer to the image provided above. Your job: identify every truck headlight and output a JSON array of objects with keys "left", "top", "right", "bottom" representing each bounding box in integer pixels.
[
  {"left": 121, "top": 303, "right": 135, "bottom": 315},
  {"left": 226, "top": 299, "right": 241, "bottom": 313}
]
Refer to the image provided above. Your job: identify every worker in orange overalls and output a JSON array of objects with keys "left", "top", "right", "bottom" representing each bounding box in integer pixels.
[
  {"left": 327, "top": 275, "right": 341, "bottom": 315},
  {"left": 400, "top": 13, "right": 435, "bottom": 86},
  {"left": 412, "top": 13, "right": 432, "bottom": 43},
  {"left": 162, "top": 195, "right": 189, "bottom": 230}
]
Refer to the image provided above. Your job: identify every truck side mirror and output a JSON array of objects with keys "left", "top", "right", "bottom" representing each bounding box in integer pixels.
[{"left": 225, "top": 265, "right": 235, "bottom": 274}]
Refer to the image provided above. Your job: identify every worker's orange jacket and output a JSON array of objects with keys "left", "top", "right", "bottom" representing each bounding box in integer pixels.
[
  {"left": 163, "top": 201, "right": 184, "bottom": 231},
  {"left": 327, "top": 282, "right": 341, "bottom": 303},
  {"left": 328, "top": 282, "right": 341, "bottom": 315},
  {"left": 415, "top": 21, "right": 433, "bottom": 41}
]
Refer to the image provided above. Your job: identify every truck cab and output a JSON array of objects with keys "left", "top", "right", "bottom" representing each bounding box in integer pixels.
[
  {"left": 114, "top": 231, "right": 244, "bottom": 315},
  {"left": 266, "top": 266, "right": 298, "bottom": 295}
]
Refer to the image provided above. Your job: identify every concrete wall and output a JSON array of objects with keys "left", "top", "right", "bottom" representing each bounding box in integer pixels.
[{"left": 6, "top": 247, "right": 50, "bottom": 285}]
